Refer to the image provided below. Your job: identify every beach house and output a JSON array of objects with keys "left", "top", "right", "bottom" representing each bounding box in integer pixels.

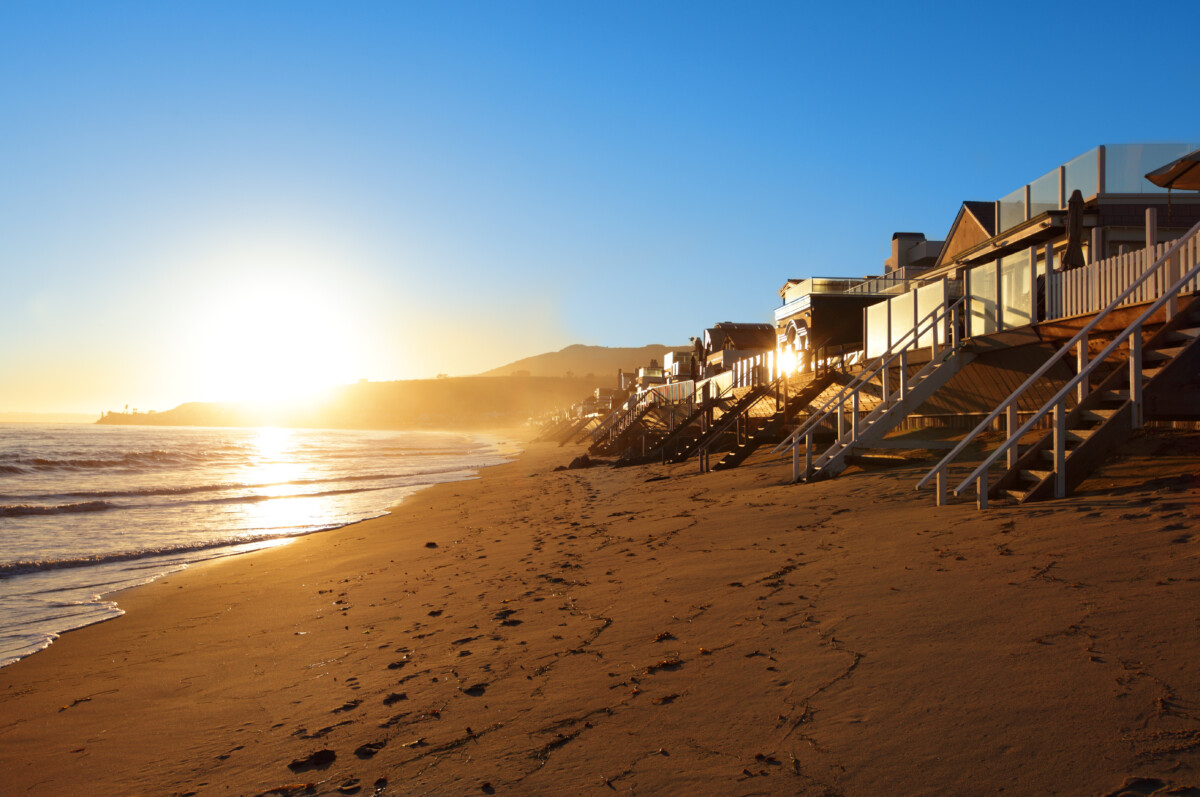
[{"left": 772, "top": 142, "right": 1200, "bottom": 507}]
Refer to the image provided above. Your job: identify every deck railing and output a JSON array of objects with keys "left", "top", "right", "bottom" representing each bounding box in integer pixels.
[
  {"left": 772, "top": 293, "right": 964, "bottom": 465},
  {"left": 917, "top": 219, "right": 1200, "bottom": 507},
  {"left": 1047, "top": 237, "right": 1200, "bottom": 319}
]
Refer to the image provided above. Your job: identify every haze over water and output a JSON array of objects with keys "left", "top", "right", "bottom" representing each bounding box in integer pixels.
[{"left": 0, "top": 424, "right": 517, "bottom": 666}]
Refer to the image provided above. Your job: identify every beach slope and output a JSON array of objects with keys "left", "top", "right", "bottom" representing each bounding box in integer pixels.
[{"left": 1, "top": 434, "right": 1198, "bottom": 795}]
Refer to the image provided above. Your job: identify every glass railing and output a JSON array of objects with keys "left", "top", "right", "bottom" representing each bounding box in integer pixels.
[
  {"left": 994, "top": 143, "right": 1200, "bottom": 236},
  {"left": 998, "top": 186, "right": 1027, "bottom": 233},
  {"left": 1029, "top": 169, "right": 1059, "bottom": 218},
  {"left": 1063, "top": 146, "right": 1099, "bottom": 200},
  {"left": 1105, "top": 142, "right": 1200, "bottom": 194}
]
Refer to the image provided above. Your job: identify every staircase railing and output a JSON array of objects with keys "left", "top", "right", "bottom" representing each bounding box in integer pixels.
[
  {"left": 697, "top": 380, "right": 780, "bottom": 472},
  {"left": 771, "top": 295, "right": 965, "bottom": 464},
  {"left": 916, "top": 219, "right": 1200, "bottom": 508}
]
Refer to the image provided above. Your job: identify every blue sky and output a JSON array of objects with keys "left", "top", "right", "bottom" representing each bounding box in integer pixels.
[{"left": 3, "top": 0, "right": 1199, "bottom": 413}]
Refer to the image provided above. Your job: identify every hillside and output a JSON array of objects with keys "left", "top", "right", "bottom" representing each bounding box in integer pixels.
[
  {"left": 476, "top": 343, "right": 687, "bottom": 382},
  {"left": 96, "top": 375, "right": 605, "bottom": 431}
]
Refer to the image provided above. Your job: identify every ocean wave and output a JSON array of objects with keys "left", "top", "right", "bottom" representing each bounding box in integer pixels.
[
  {"left": 0, "top": 501, "right": 115, "bottom": 517},
  {"left": 0, "top": 464, "right": 484, "bottom": 504},
  {"left": 0, "top": 523, "right": 353, "bottom": 577},
  {"left": 0, "top": 449, "right": 192, "bottom": 472}
]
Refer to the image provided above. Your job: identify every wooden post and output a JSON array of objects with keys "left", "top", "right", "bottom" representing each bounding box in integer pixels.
[
  {"left": 1006, "top": 404, "right": 1019, "bottom": 470},
  {"left": 1076, "top": 332, "right": 1089, "bottom": 403},
  {"left": 977, "top": 471, "right": 988, "bottom": 510},
  {"left": 995, "top": 255, "right": 1004, "bottom": 330},
  {"left": 899, "top": 350, "right": 908, "bottom": 398},
  {"left": 1029, "top": 246, "right": 1039, "bottom": 324},
  {"left": 805, "top": 432, "right": 813, "bottom": 481},
  {"left": 792, "top": 439, "right": 800, "bottom": 483},
  {"left": 1130, "top": 327, "right": 1143, "bottom": 429},
  {"left": 851, "top": 391, "right": 859, "bottom": 442},
  {"left": 1044, "top": 243, "right": 1055, "bottom": 319},
  {"left": 1146, "top": 208, "right": 1158, "bottom": 296},
  {"left": 936, "top": 468, "right": 947, "bottom": 507},
  {"left": 1053, "top": 401, "right": 1067, "bottom": 499},
  {"left": 837, "top": 399, "right": 845, "bottom": 440},
  {"left": 1166, "top": 246, "right": 1179, "bottom": 320}
]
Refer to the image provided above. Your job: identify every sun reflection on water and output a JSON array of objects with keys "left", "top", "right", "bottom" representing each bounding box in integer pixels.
[{"left": 238, "top": 427, "right": 327, "bottom": 535}]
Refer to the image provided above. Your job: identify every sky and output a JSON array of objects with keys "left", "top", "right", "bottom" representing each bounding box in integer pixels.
[{"left": 3, "top": 0, "right": 1199, "bottom": 414}]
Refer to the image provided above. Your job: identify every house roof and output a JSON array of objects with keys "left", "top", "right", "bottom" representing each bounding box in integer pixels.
[
  {"left": 962, "top": 201, "right": 996, "bottom": 236},
  {"left": 932, "top": 200, "right": 997, "bottom": 273},
  {"left": 704, "top": 322, "right": 775, "bottom": 352}
]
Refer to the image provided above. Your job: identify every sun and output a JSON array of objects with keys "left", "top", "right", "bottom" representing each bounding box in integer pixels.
[{"left": 184, "top": 272, "right": 365, "bottom": 404}]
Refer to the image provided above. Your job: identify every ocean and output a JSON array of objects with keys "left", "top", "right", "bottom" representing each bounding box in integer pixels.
[{"left": 0, "top": 423, "right": 518, "bottom": 667}]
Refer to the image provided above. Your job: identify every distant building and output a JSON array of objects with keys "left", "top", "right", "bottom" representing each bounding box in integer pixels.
[{"left": 699, "top": 322, "right": 775, "bottom": 378}]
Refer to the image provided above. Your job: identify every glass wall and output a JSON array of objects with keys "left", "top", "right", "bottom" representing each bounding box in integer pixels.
[
  {"left": 968, "top": 262, "right": 998, "bottom": 338},
  {"left": 1028, "top": 169, "right": 1059, "bottom": 218},
  {"left": 1063, "top": 147, "right": 1099, "bottom": 199},
  {"left": 865, "top": 301, "right": 889, "bottom": 359},
  {"left": 915, "top": 280, "right": 946, "bottom": 349},
  {"left": 1105, "top": 142, "right": 1200, "bottom": 194},
  {"left": 997, "top": 186, "right": 1026, "bottom": 233},
  {"left": 889, "top": 291, "right": 916, "bottom": 349},
  {"left": 999, "top": 251, "right": 1032, "bottom": 329}
]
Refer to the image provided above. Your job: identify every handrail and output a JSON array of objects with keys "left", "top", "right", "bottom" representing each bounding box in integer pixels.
[
  {"left": 916, "top": 218, "right": 1200, "bottom": 493},
  {"left": 697, "top": 380, "right": 780, "bottom": 470},
  {"left": 771, "top": 292, "right": 962, "bottom": 455},
  {"left": 945, "top": 224, "right": 1200, "bottom": 497},
  {"left": 699, "top": 381, "right": 775, "bottom": 450}
]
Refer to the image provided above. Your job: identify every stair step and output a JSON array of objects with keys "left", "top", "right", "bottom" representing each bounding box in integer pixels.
[
  {"left": 1039, "top": 450, "right": 1057, "bottom": 463},
  {"left": 1142, "top": 366, "right": 1166, "bottom": 380},
  {"left": 1022, "top": 469, "right": 1053, "bottom": 482},
  {"left": 1005, "top": 489, "right": 1030, "bottom": 502},
  {"left": 1145, "top": 346, "right": 1185, "bottom": 361},
  {"left": 1101, "top": 390, "right": 1130, "bottom": 403},
  {"left": 1164, "top": 327, "right": 1200, "bottom": 343},
  {"left": 1066, "top": 429, "right": 1094, "bottom": 444},
  {"left": 1081, "top": 408, "right": 1117, "bottom": 421}
]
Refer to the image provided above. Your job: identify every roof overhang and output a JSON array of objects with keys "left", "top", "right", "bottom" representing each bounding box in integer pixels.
[{"left": 949, "top": 210, "right": 1097, "bottom": 267}]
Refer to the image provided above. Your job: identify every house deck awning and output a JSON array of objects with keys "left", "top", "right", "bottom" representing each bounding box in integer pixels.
[{"left": 951, "top": 210, "right": 1097, "bottom": 266}]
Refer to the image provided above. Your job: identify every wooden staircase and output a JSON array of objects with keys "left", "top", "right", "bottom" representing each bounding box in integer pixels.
[
  {"left": 802, "top": 345, "right": 975, "bottom": 481},
  {"left": 672, "top": 382, "right": 773, "bottom": 465},
  {"left": 992, "top": 311, "right": 1200, "bottom": 503},
  {"left": 918, "top": 218, "right": 1200, "bottom": 508},
  {"left": 708, "top": 372, "right": 839, "bottom": 471}
]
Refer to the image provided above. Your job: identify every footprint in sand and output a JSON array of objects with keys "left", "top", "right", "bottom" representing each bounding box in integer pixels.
[
  {"left": 287, "top": 748, "right": 336, "bottom": 772},
  {"left": 354, "top": 740, "right": 386, "bottom": 759},
  {"left": 1101, "top": 776, "right": 1198, "bottom": 796}
]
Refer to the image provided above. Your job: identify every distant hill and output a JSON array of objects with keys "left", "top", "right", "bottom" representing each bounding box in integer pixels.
[
  {"left": 96, "top": 375, "right": 608, "bottom": 431},
  {"left": 0, "top": 412, "right": 98, "bottom": 424},
  {"left": 477, "top": 344, "right": 688, "bottom": 383}
]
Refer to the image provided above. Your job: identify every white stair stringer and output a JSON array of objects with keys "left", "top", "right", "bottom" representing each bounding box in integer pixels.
[{"left": 807, "top": 348, "right": 976, "bottom": 481}]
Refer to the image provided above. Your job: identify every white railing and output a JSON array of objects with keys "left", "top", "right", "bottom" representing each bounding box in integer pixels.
[
  {"left": 865, "top": 278, "right": 954, "bottom": 358},
  {"left": 917, "top": 219, "right": 1200, "bottom": 507},
  {"left": 731, "top": 351, "right": 777, "bottom": 388},
  {"left": 1047, "top": 236, "right": 1200, "bottom": 319},
  {"left": 771, "top": 294, "right": 964, "bottom": 465}
]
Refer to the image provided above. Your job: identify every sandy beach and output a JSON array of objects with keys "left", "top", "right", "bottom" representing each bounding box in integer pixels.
[{"left": 1, "top": 431, "right": 1198, "bottom": 796}]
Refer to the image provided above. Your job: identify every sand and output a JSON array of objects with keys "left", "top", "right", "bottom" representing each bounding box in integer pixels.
[{"left": 1, "top": 431, "right": 1198, "bottom": 796}]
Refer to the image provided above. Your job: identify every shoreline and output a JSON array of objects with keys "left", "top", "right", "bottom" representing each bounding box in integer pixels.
[
  {"left": 1, "top": 431, "right": 1197, "bottom": 794},
  {"left": 0, "top": 427, "right": 526, "bottom": 669}
]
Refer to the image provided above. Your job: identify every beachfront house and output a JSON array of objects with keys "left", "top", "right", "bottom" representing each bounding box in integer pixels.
[
  {"left": 699, "top": 322, "right": 775, "bottom": 379},
  {"left": 771, "top": 142, "right": 1200, "bottom": 508},
  {"left": 663, "top": 350, "right": 697, "bottom": 383}
]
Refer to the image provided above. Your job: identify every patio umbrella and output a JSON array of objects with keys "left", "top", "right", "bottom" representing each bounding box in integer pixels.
[
  {"left": 1060, "top": 189, "right": 1087, "bottom": 270},
  {"left": 1145, "top": 148, "right": 1200, "bottom": 190}
]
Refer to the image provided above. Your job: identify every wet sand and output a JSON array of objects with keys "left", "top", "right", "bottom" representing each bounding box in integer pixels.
[{"left": 1, "top": 431, "right": 1198, "bottom": 796}]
